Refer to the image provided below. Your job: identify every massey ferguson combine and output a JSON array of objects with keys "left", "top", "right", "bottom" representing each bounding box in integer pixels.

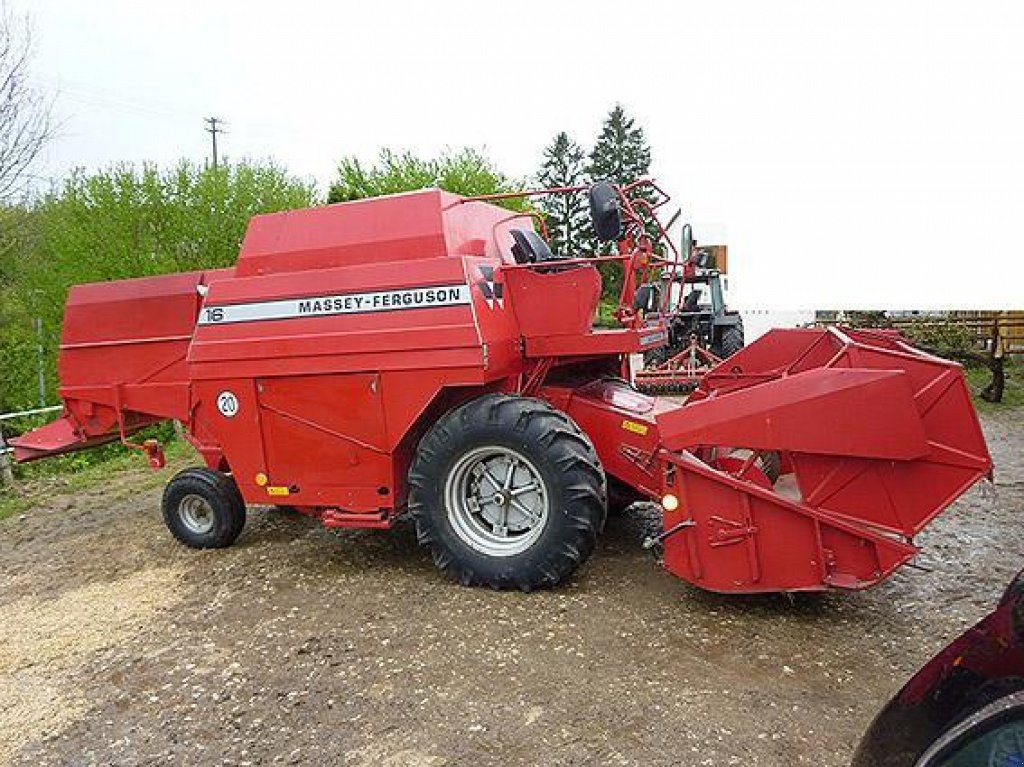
[{"left": 12, "top": 180, "right": 992, "bottom": 594}]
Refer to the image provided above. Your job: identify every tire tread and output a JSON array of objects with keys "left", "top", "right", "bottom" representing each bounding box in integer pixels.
[{"left": 408, "top": 394, "right": 606, "bottom": 591}]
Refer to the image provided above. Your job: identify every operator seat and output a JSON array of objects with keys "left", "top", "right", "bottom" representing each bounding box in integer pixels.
[
  {"left": 510, "top": 229, "right": 557, "bottom": 265},
  {"left": 682, "top": 288, "right": 702, "bottom": 312}
]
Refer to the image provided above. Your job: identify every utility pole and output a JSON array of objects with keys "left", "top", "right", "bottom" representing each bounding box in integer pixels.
[{"left": 205, "top": 117, "right": 225, "bottom": 168}]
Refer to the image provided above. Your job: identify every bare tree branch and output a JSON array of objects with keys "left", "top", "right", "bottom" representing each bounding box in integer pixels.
[{"left": 0, "top": 1, "right": 53, "bottom": 203}]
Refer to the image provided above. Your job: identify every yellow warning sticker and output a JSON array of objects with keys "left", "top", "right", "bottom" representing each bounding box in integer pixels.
[
  {"left": 266, "top": 486, "right": 291, "bottom": 497},
  {"left": 621, "top": 419, "right": 649, "bottom": 436}
]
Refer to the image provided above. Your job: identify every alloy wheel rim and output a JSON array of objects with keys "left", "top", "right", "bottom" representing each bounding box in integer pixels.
[{"left": 444, "top": 445, "right": 549, "bottom": 557}]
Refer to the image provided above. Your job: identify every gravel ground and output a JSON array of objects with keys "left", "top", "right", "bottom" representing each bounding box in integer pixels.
[{"left": 0, "top": 408, "right": 1020, "bottom": 767}]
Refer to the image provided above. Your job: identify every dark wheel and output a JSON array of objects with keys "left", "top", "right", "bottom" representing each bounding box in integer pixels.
[
  {"left": 162, "top": 467, "right": 246, "bottom": 549},
  {"left": 643, "top": 342, "right": 673, "bottom": 368},
  {"left": 607, "top": 476, "right": 645, "bottom": 515},
  {"left": 409, "top": 394, "right": 607, "bottom": 591},
  {"left": 714, "top": 320, "right": 745, "bottom": 358}
]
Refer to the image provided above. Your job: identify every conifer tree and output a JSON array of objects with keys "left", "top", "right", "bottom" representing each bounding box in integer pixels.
[
  {"left": 536, "top": 131, "right": 588, "bottom": 256},
  {"left": 587, "top": 105, "right": 656, "bottom": 293},
  {"left": 588, "top": 104, "right": 652, "bottom": 191}
]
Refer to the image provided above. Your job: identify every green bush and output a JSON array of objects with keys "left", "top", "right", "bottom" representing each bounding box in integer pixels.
[
  {"left": 328, "top": 147, "right": 528, "bottom": 211},
  {"left": 902, "top": 320, "right": 981, "bottom": 365},
  {"left": 0, "top": 159, "right": 317, "bottom": 412}
]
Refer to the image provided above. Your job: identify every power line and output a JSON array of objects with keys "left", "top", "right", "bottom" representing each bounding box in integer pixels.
[
  {"left": 204, "top": 117, "right": 226, "bottom": 168},
  {"left": 36, "top": 75, "right": 198, "bottom": 121},
  {"left": 35, "top": 76, "right": 325, "bottom": 144}
]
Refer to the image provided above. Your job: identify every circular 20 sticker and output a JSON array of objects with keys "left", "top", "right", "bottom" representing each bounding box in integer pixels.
[{"left": 216, "top": 391, "right": 240, "bottom": 418}]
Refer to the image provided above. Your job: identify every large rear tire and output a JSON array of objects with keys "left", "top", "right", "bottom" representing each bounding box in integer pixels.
[
  {"left": 714, "top": 320, "right": 745, "bottom": 358},
  {"left": 642, "top": 343, "right": 672, "bottom": 368},
  {"left": 408, "top": 394, "right": 607, "bottom": 591}
]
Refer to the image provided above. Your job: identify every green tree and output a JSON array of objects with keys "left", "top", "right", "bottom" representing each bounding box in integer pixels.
[
  {"left": 327, "top": 147, "right": 526, "bottom": 210},
  {"left": 0, "top": 206, "right": 39, "bottom": 410},
  {"left": 536, "top": 132, "right": 588, "bottom": 257},
  {"left": 0, "top": 159, "right": 317, "bottom": 410},
  {"left": 588, "top": 104, "right": 652, "bottom": 191},
  {"left": 0, "top": 3, "right": 54, "bottom": 409},
  {"left": 587, "top": 104, "right": 657, "bottom": 296}
]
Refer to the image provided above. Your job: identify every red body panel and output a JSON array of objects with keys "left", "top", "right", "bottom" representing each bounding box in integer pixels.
[
  {"left": 11, "top": 189, "right": 993, "bottom": 595},
  {"left": 13, "top": 190, "right": 645, "bottom": 509},
  {"left": 656, "top": 327, "right": 991, "bottom": 592},
  {"left": 555, "top": 326, "right": 991, "bottom": 593}
]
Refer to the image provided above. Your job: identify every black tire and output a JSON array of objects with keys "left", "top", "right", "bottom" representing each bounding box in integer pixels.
[
  {"left": 714, "top": 321, "right": 745, "bottom": 359},
  {"left": 408, "top": 394, "right": 606, "bottom": 591},
  {"left": 162, "top": 467, "right": 246, "bottom": 549},
  {"left": 607, "top": 476, "right": 644, "bottom": 515},
  {"left": 643, "top": 342, "right": 673, "bottom": 368}
]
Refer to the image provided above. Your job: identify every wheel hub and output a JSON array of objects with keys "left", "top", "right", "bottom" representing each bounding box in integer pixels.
[
  {"left": 179, "top": 493, "right": 215, "bottom": 535},
  {"left": 445, "top": 446, "right": 549, "bottom": 557}
]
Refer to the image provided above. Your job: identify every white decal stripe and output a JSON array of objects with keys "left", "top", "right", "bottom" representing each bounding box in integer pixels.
[{"left": 198, "top": 284, "right": 472, "bottom": 326}]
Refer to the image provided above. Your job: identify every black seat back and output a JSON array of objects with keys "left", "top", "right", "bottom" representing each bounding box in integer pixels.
[{"left": 510, "top": 229, "right": 556, "bottom": 264}]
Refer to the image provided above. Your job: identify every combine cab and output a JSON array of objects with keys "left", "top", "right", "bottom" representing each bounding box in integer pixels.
[{"left": 12, "top": 181, "right": 992, "bottom": 594}]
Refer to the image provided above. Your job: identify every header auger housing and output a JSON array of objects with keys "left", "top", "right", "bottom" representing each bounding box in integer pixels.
[{"left": 12, "top": 181, "right": 992, "bottom": 594}]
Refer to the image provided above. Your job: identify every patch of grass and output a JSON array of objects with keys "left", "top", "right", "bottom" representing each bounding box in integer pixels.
[
  {"left": 965, "top": 357, "right": 1024, "bottom": 413},
  {"left": 0, "top": 487, "right": 33, "bottom": 521},
  {"left": 0, "top": 436, "right": 195, "bottom": 522}
]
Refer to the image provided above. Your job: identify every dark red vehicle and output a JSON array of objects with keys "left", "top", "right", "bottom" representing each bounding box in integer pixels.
[
  {"left": 11, "top": 181, "right": 993, "bottom": 594},
  {"left": 853, "top": 569, "right": 1024, "bottom": 767}
]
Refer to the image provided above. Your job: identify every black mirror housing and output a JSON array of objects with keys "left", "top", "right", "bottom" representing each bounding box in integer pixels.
[{"left": 588, "top": 182, "right": 622, "bottom": 241}]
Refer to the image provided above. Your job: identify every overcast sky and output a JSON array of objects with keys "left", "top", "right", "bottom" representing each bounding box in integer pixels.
[{"left": 17, "top": 0, "right": 1024, "bottom": 309}]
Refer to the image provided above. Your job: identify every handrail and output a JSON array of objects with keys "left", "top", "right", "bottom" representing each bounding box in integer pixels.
[{"left": 0, "top": 405, "right": 62, "bottom": 423}]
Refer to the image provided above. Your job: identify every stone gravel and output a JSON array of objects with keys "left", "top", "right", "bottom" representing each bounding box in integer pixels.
[{"left": 0, "top": 409, "right": 1020, "bottom": 766}]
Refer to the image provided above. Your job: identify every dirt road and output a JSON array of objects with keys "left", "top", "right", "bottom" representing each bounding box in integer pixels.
[{"left": 1, "top": 409, "right": 1020, "bottom": 766}]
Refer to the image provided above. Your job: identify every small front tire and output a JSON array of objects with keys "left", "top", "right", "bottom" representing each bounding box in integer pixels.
[{"left": 162, "top": 467, "right": 246, "bottom": 549}]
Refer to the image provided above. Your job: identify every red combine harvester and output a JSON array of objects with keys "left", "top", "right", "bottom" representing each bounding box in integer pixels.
[{"left": 12, "top": 181, "right": 992, "bottom": 594}]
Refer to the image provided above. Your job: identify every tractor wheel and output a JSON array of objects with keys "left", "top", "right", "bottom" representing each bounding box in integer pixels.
[
  {"left": 408, "top": 394, "right": 607, "bottom": 591},
  {"left": 162, "top": 467, "right": 246, "bottom": 549},
  {"left": 643, "top": 343, "right": 672, "bottom": 368},
  {"left": 714, "top": 322, "right": 745, "bottom": 359},
  {"left": 607, "top": 476, "right": 645, "bottom": 515}
]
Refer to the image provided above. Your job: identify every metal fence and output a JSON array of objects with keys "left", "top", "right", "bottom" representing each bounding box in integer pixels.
[{"left": 0, "top": 405, "right": 62, "bottom": 484}]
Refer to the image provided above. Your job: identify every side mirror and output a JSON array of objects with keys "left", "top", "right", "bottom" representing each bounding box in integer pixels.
[
  {"left": 681, "top": 223, "right": 693, "bottom": 262},
  {"left": 588, "top": 182, "right": 622, "bottom": 241}
]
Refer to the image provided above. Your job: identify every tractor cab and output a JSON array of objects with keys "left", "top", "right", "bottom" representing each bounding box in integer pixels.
[{"left": 640, "top": 231, "right": 743, "bottom": 368}]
